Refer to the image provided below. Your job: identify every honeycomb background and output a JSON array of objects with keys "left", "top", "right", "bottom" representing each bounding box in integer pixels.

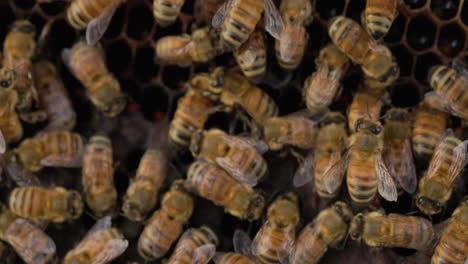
[{"left": 0, "top": 0, "right": 466, "bottom": 263}]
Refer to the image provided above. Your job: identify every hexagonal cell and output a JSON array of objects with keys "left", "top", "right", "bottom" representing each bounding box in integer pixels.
[
  {"left": 430, "top": 0, "right": 460, "bottom": 20},
  {"left": 11, "top": 0, "right": 35, "bottom": 9},
  {"left": 438, "top": 23, "right": 465, "bottom": 57},
  {"left": 133, "top": 45, "right": 159, "bottom": 82},
  {"left": 162, "top": 65, "right": 191, "bottom": 90},
  {"left": 105, "top": 40, "right": 133, "bottom": 77},
  {"left": 390, "top": 45, "right": 414, "bottom": 77},
  {"left": 345, "top": 0, "right": 366, "bottom": 23},
  {"left": 103, "top": 4, "right": 126, "bottom": 40},
  {"left": 47, "top": 19, "right": 77, "bottom": 59},
  {"left": 38, "top": 1, "right": 68, "bottom": 17},
  {"left": 141, "top": 85, "right": 169, "bottom": 121},
  {"left": 391, "top": 81, "right": 421, "bottom": 107},
  {"left": 414, "top": 52, "right": 442, "bottom": 84},
  {"left": 127, "top": 3, "right": 154, "bottom": 41},
  {"left": 407, "top": 15, "right": 436, "bottom": 51},
  {"left": 404, "top": 0, "right": 427, "bottom": 9},
  {"left": 315, "top": 0, "right": 346, "bottom": 21},
  {"left": 384, "top": 14, "right": 406, "bottom": 43}
]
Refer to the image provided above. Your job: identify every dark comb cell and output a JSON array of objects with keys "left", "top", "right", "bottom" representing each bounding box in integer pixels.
[
  {"left": 431, "top": 0, "right": 460, "bottom": 20},
  {"left": 438, "top": 23, "right": 465, "bottom": 57},
  {"left": 407, "top": 15, "right": 437, "bottom": 51},
  {"left": 414, "top": 52, "right": 442, "bottom": 84},
  {"left": 11, "top": 0, "right": 35, "bottom": 9},
  {"left": 384, "top": 14, "right": 406, "bottom": 44},
  {"left": 345, "top": 0, "right": 366, "bottom": 23},
  {"left": 391, "top": 45, "right": 414, "bottom": 77},
  {"left": 133, "top": 45, "right": 160, "bottom": 82},
  {"left": 391, "top": 81, "right": 421, "bottom": 107},
  {"left": 315, "top": 0, "right": 346, "bottom": 21},
  {"left": 106, "top": 39, "right": 133, "bottom": 77},
  {"left": 127, "top": 3, "right": 154, "bottom": 41},
  {"left": 404, "top": 0, "right": 427, "bottom": 9},
  {"left": 141, "top": 85, "right": 168, "bottom": 121},
  {"left": 38, "top": 1, "right": 67, "bottom": 17},
  {"left": 162, "top": 65, "right": 190, "bottom": 90}
]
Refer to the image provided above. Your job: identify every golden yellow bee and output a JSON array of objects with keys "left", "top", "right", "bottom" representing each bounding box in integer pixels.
[
  {"left": 122, "top": 148, "right": 169, "bottom": 222},
  {"left": 15, "top": 131, "right": 84, "bottom": 172},
  {"left": 82, "top": 136, "right": 117, "bottom": 217},
  {"left": 62, "top": 42, "right": 126, "bottom": 117},
  {"left": 383, "top": 108, "right": 417, "bottom": 194},
  {"left": 349, "top": 210, "right": 435, "bottom": 250},
  {"left": 274, "top": 0, "right": 312, "bottom": 69},
  {"left": 289, "top": 201, "right": 353, "bottom": 264},
  {"left": 303, "top": 43, "right": 350, "bottom": 114},
  {"left": 416, "top": 130, "right": 468, "bottom": 215},
  {"left": 234, "top": 30, "right": 267, "bottom": 83},
  {"left": 212, "top": 0, "right": 283, "bottom": 50},
  {"left": 138, "top": 180, "right": 194, "bottom": 260},
  {"left": 328, "top": 16, "right": 399, "bottom": 84},
  {"left": 190, "top": 128, "right": 268, "bottom": 186},
  {"left": 166, "top": 226, "right": 218, "bottom": 264},
  {"left": 412, "top": 101, "right": 448, "bottom": 162},
  {"left": 362, "top": 0, "right": 399, "bottom": 40},
  {"left": 213, "top": 252, "right": 255, "bottom": 264},
  {"left": 153, "top": 0, "right": 186, "bottom": 26},
  {"left": 293, "top": 112, "right": 348, "bottom": 199},
  {"left": 5, "top": 218, "right": 56, "bottom": 264},
  {"left": 431, "top": 196, "right": 468, "bottom": 264},
  {"left": 155, "top": 27, "right": 220, "bottom": 67},
  {"left": 9, "top": 186, "right": 83, "bottom": 223},
  {"left": 33, "top": 60, "right": 76, "bottom": 132},
  {"left": 67, "top": 0, "right": 124, "bottom": 45},
  {"left": 195, "top": 0, "right": 226, "bottom": 26},
  {"left": 0, "top": 69, "right": 23, "bottom": 144},
  {"left": 186, "top": 161, "right": 265, "bottom": 221},
  {"left": 64, "top": 216, "right": 128, "bottom": 264}
]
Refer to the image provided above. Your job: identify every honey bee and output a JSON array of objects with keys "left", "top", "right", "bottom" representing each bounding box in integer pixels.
[
  {"left": 234, "top": 30, "right": 267, "bottom": 83},
  {"left": 383, "top": 108, "right": 417, "bottom": 194},
  {"left": 349, "top": 210, "right": 435, "bottom": 250},
  {"left": 195, "top": 0, "right": 226, "bottom": 26},
  {"left": 288, "top": 201, "right": 353, "bottom": 264},
  {"left": 212, "top": 0, "right": 283, "bottom": 50},
  {"left": 303, "top": 43, "right": 350, "bottom": 114},
  {"left": 293, "top": 112, "right": 348, "bottom": 199},
  {"left": 122, "top": 148, "right": 169, "bottom": 222},
  {"left": 82, "top": 136, "right": 117, "bottom": 217},
  {"left": 155, "top": 27, "right": 220, "bottom": 67},
  {"left": 186, "top": 161, "right": 265, "bottom": 221},
  {"left": 323, "top": 119, "right": 398, "bottom": 204},
  {"left": 9, "top": 186, "right": 84, "bottom": 223},
  {"left": 67, "top": 0, "right": 123, "bottom": 45},
  {"left": 15, "top": 131, "right": 84, "bottom": 172},
  {"left": 64, "top": 216, "right": 129, "bottom": 264},
  {"left": 0, "top": 69, "right": 23, "bottom": 144},
  {"left": 33, "top": 60, "right": 76, "bottom": 132},
  {"left": 166, "top": 226, "right": 218, "bottom": 264},
  {"left": 62, "top": 42, "right": 126, "bottom": 117},
  {"left": 137, "top": 180, "right": 194, "bottom": 260},
  {"left": 5, "top": 218, "right": 56, "bottom": 264},
  {"left": 328, "top": 16, "right": 399, "bottom": 84},
  {"left": 190, "top": 128, "right": 267, "bottom": 186},
  {"left": 431, "top": 196, "right": 468, "bottom": 264},
  {"left": 274, "top": 0, "right": 312, "bottom": 70},
  {"left": 153, "top": 0, "right": 186, "bottom": 26},
  {"left": 362, "top": 0, "right": 399, "bottom": 40},
  {"left": 416, "top": 130, "right": 468, "bottom": 215}
]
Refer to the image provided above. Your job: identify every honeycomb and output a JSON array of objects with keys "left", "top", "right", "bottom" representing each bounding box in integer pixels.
[{"left": 0, "top": 0, "right": 466, "bottom": 263}]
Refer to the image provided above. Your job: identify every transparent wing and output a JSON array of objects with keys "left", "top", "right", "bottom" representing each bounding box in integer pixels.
[
  {"left": 233, "top": 229, "right": 253, "bottom": 258},
  {"left": 423, "top": 91, "right": 454, "bottom": 116},
  {"left": 40, "top": 154, "right": 83, "bottom": 168},
  {"left": 289, "top": 223, "right": 327, "bottom": 264},
  {"left": 86, "top": 4, "right": 119, "bottom": 45},
  {"left": 81, "top": 216, "right": 112, "bottom": 242},
  {"left": 241, "top": 48, "right": 257, "bottom": 66},
  {"left": 452, "top": 58, "right": 468, "bottom": 80},
  {"left": 212, "top": 0, "right": 233, "bottom": 28},
  {"left": 192, "top": 244, "right": 216, "bottom": 264},
  {"left": 212, "top": 252, "right": 224, "bottom": 264},
  {"left": 93, "top": 237, "right": 129, "bottom": 264},
  {"left": 293, "top": 150, "right": 315, "bottom": 187},
  {"left": 0, "top": 129, "right": 6, "bottom": 153},
  {"left": 277, "top": 231, "right": 295, "bottom": 264},
  {"left": 5, "top": 161, "right": 41, "bottom": 186},
  {"left": 376, "top": 154, "right": 398, "bottom": 202},
  {"left": 226, "top": 134, "right": 269, "bottom": 154},
  {"left": 322, "top": 150, "right": 350, "bottom": 195},
  {"left": 264, "top": 0, "right": 284, "bottom": 39},
  {"left": 426, "top": 129, "right": 453, "bottom": 179},
  {"left": 251, "top": 221, "right": 271, "bottom": 257},
  {"left": 216, "top": 157, "right": 258, "bottom": 186},
  {"left": 447, "top": 140, "right": 468, "bottom": 184},
  {"left": 397, "top": 139, "right": 418, "bottom": 194}
]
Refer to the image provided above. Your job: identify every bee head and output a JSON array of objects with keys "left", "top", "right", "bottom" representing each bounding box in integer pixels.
[
  {"left": 355, "top": 119, "right": 382, "bottom": 135},
  {"left": 68, "top": 190, "right": 84, "bottom": 219},
  {"left": 269, "top": 192, "right": 300, "bottom": 228},
  {"left": 15, "top": 139, "right": 42, "bottom": 172},
  {"left": 333, "top": 201, "right": 353, "bottom": 224},
  {"left": 349, "top": 213, "right": 365, "bottom": 241},
  {"left": 263, "top": 118, "right": 286, "bottom": 150},
  {"left": 101, "top": 94, "right": 126, "bottom": 117},
  {"left": 189, "top": 130, "right": 205, "bottom": 157},
  {"left": 0, "top": 69, "right": 16, "bottom": 89},
  {"left": 415, "top": 195, "right": 442, "bottom": 215},
  {"left": 247, "top": 194, "right": 265, "bottom": 221},
  {"left": 10, "top": 20, "right": 36, "bottom": 36}
]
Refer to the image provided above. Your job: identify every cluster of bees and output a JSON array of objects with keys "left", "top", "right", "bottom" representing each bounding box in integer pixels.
[{"left": 0, "top": 0, "right": 466, "bottom": 263}]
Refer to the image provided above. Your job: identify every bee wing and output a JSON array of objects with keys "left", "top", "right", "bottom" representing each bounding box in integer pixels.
[
  {"left": 61, "top": 48, "right": 73, "bottom": 72},
  {"left": 0, "top": 129, "right": 5, "bottom": 154},
  {"left": 233, "top": 229, "right": 253, "bottom": 258},
  {"left": 83, "top": 216, "right": 112, "bottom": 240},
  {"left": 86, "top": 3, "right": 119, "bottom": 45},
  {"left": 216, "top": 156, "right": 258, "bottom": 186},
  {"left": 322, "top": 150, "right": 350, "bottom": 195},
  {"left": 251, "top": 221, "right": 271, "bottom": 257},
  {"left": 277, "top": 231, "right": 295, "bottom": 264},
  {"left": 447, "top": 140, "right": 468, "bottom": 184},
  {"left": 376, "top": 154, "right": 398, "bottom": 202},
  {"left": 93, "top": 237, "right": 129, "bottom": 264},
  {"left": 227, "top": 135, "right": 269, "bottom": 154},
  {"left": 426, "top": 129, "right": 453, "bottom": 179},
  {"left": 212, "top": 0, "right": 233, "bottom": 28},
  {"left": 396, "top": 139, "right": 418, "bottom": 194},
  {"left": 5, "top": 161, "right": 41, "bottom": 186},
  {"left": 264, "top": 0, "right": 284, "bottom": 39},
  {"left": 191, "top": 243, "right": 217, "bottom": 264},
  {"left": 424, "top": 91, "right": 455, "bottom": 116},
  {"left": 40, "top": 154, "right": 83, "bottom": 168},
  {"left": 293, "top": 150, "right": 315, "bottom": 188},
  {"left": 452, "top": 58, "right": 468, "bottom": 80}
]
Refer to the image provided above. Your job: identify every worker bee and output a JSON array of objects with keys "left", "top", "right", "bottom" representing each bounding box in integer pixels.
[
  {"left": 62, "top": 42, "right": 126, "bottom": 117},
  {"left": 383, "top": 108, "right": 417, "bottom": 194},
  {"left": 9, "top": 186, "right": 84, "bottom": 223},
  {"left": 67, "top": 0, "right": 123, "bottom": 45},
  {"left": 212, "top": 0, "right": 283, "bottom": 50},
  {"left": 274, "top": 0, "right": 312, "bottom": 69},
  {"left": 155, "top": 27, "right": 220, "bottom": 67},
  {"left": 0, "top": 69, "right": 23, "bottom": 144},
  {"left": 122, "top": 148, "right": 168, "bottom": 222},
  {"left": 15, "top": 131, "right": 84, "bottom": 172},
  {"left": 190, "top": 128, "right": 268, "bottom": 186},
  {"left": 138, "top": 180, "right": 194, "bottom": 260},
  {"left": 33, "top": 60, "right": 76, "bottom": 132},
  {"left": 425, "top": 60, "right": 468, "bottom": 121},
  {"left": 5, "top": 218, "right": 56, "bottom": 264},
  {"left": 82, "top": 136, "right": 117, "bottom": 217},
  {"left": 64, "top": 216, "right": 129, "bottom": 264},
  {"left": 431, "top": 196, "right": 468, "bottom": 264},
  {"left": 349, "top": 210, "right": 435, "bottom": 250},
  {"left": 195, "top": 0, "right": 226, "bottom": 26},
  {"left": 153, "top": 0, "right": 186, "bottom": 26},
  {"left": 416, "top": 130, "right": 468, "bottom": 215},
  {"left": 328, "top": 16, "right": 399, "bottom": 84},
  {"left": 293, "top": 112, "right": 348, "bottom": 199},
  {"left": 213, "top": 252, "right": 255, "bottom": 264},
  {"left": 288, "top": 201, "right": 353, "bottom": 264},
  {"left": 186, "top": 161, "right": 265, "bottom": 221},
  {"left": 234, "top": 30, "right": 267, "bottom": 83},
  {"left": 303, "top": 43, "right": 350, "bottom": 114},
  {"left": 166, "top": 226, "right": 218, "bottom": 264},
  {"left": 362, "top": 0, "right": 399, "bottom": 40},
  {"left": 412, "top": 102, "right": 448, "bottom": 162}
]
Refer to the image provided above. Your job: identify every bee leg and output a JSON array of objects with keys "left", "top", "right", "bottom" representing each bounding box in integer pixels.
[{"left": 289, "top": 148, "right": 305, "bottom": 163}]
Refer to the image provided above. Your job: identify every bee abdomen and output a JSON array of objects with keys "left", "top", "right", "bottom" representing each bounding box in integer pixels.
[
  {"left": 67, "top": 0, "right": 114, "bottom": 29},
  {"left": 347, "top": 161, "right": 378, "bottom": 203},
  {"left": 154, "top": 0, "right": 182, "bottom": 26},
  {"left": 433, "top": 230, "right": 468, "bottom": 264},
  {"left": 365, "top": 14, "right": 392, "bottom": 39}
]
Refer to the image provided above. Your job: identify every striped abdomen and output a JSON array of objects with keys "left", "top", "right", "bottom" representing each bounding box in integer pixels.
[
  {"left": 432, "top": 218, "right": 468, "bottom": 264},
  {"left": 412, "top": 103, "right": 447, "bottom": 160},
  {"left": 304, "top": 68, "right": 340, "bottom": 113},
  {"left": 315, "top": 154, "right": 339, "bottom": 199},
  {"left": 253, "top": 224, "right": 293, "bottom": 264},
  {"left": 289, "top": 224, "right": 328, "bottom": 264},
  {"left": 215, "top": 253, "right": 254, "bottom": 264},
  {"left": 364, "top": 0, "right": 397, "bottom": 39},
  {"left": 431, "top": 66, "right": 468, "bottom": 120},
  {"left": 235, "top": 31, "right": 267, "bottom": 82},
  {"left": 275, "top": 25, "right": 307, "bottom": 69},
  {"left": 239, "top": 87, "right": 278, "bottom": 125},
  {"left": 67, "top": 0, "right": 120, "bottom": 29},
  {"left": 167, "top": 226, "right": 218, "bottom": 264},
  {"left": 347, "top": 155, "right": 378, "bottom": 204},
  {"left": 38, "top": 131, "right": 84, "bottom": 158},
  {"left": 69, "top": 43, "right": 109, "bottom": 90},
  {"left": 225, "top": 145, "right": 268, "bottom": 182},
  {"left": 9, "top": 187, "right": 48, "bottom": 220},
  {"left": 153, "top": 0, "right": 186, "bottom": 26}
]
